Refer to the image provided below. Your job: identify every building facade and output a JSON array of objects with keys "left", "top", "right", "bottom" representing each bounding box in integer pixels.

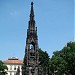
[{"left": 3, "top": 57, "right": 23, "bottom": 75}]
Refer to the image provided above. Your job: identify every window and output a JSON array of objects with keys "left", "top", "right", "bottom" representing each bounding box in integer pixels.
[
  {"left": 10, "top": 72, "right": 12, "bottom": 75},
  {"left": 18, "top": 66, "right": 20, "bottom": 70},
  {"left": 10, "top": 65, "right": 12, "bottom": 70},
  {"left": 14, "top": 65, "right": 16, "bottom": 70},
  {"left": 14, "top": 72, "right": 16, "bottom": 75}
]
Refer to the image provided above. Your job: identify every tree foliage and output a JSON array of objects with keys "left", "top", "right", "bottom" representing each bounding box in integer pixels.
[
  {"left": 0, "top": 60, "right": 8, "bottom": 75},
  {"left": 50, "top": 56, "right": 67, "bottom": 75},
  {"left": 38, "top": 48, "right": 49, "bottom": 74},
  {"left": 50, "top": 41, "right": 75, "bottom": 75},
  {"left": 38, "top": 48, "right": 49, "bottom": 64}
]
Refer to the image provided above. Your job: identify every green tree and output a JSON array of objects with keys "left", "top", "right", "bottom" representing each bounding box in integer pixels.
[
  {"left": 0, "top": 60, "right": 8, "bottom": 75},
  {"left": 50, "top": 56, "right": 67, "bottom": 75},
  {"left": 61, "top": 42, "right": 75, "bottom": 75},
  {"left": 38, "top": 48, "right": 50, "bottom": 74},
  {"left": 50, "top": 41, "right": 75, "bottom": 75}
]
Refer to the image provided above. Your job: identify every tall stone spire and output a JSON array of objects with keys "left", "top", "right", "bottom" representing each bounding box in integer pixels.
[
  {"left": 22, "top": 2, "right": 40, "bottom": 75},
  {"left": 28, "top": 2, "right": 36, "bottom": 32}
]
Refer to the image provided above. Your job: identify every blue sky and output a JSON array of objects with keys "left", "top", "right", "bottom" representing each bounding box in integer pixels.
[{"left": 0, "top": 0, "right": 74, "bottom": 60}]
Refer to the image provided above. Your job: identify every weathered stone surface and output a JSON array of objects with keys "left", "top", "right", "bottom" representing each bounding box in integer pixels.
[{"left": 22, "top": 2, "right": 43, "bottom": 75}]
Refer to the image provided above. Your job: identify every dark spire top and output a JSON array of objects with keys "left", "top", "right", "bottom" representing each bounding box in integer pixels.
[
  {"left": 30, "top": 2, "right": 34, "bottom": 17},
  {"left": 31, "top": 2, "right": 33, "bottom": 5}
]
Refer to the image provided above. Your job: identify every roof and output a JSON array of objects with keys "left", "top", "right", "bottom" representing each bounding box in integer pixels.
[{"left": 3, "top": 57, "right": 23, "bottom": 64}]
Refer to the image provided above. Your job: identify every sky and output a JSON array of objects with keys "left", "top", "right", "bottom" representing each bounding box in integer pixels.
[{"left": 0, "top": 0, "right": 74, "bottom": 60}]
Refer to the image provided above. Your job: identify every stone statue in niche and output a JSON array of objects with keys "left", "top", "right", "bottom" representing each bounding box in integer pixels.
[{"left": 30, "top": 42, "right": 35, "bottom": 53}]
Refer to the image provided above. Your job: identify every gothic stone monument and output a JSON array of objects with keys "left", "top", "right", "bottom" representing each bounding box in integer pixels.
[{"left": 22, "top": 2, "right": 43, "bottom": 75}]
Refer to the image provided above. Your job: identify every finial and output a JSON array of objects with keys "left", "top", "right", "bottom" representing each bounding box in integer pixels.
[
  {"left": 31, "top": 2, "right": 33, "bottom": 5},
  {"left": 30, "top": 1, "right": 34, "bottom": 16}
]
